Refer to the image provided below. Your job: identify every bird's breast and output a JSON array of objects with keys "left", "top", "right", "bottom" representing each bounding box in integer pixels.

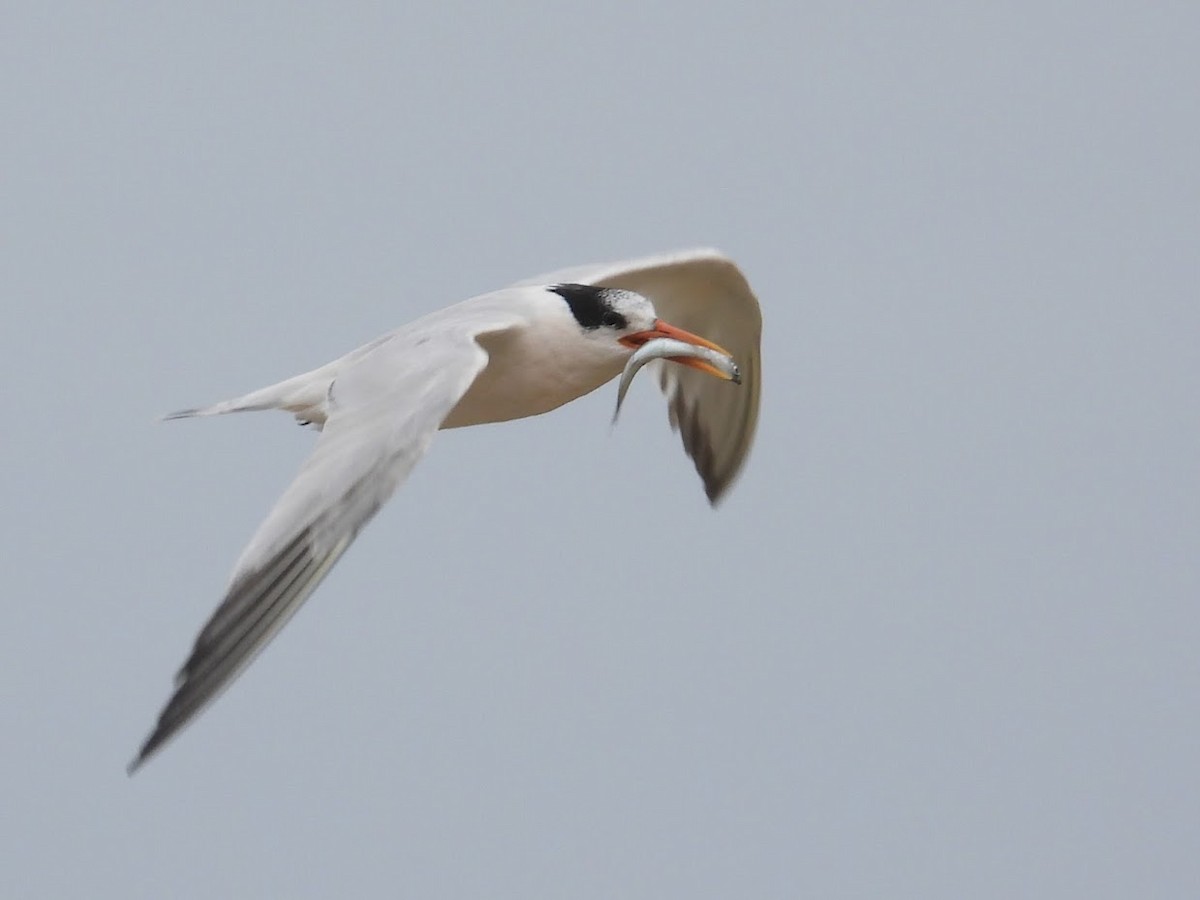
[{"left": 440, "top": 327, "right": 621, "bottom": 429}]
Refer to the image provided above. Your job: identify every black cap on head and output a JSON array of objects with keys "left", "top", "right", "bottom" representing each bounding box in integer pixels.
[{"left": 550, "top": 284, "right": 629, "bottom": 331}]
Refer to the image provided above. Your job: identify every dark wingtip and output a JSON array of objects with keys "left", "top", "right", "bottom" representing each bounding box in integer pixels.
[
  {"left": 704, "top": 479, "right": 727, "bottom": 507},
  {"left": 127, "top": 721, "right": 174, "bottom": 775},
  {"left": 126, "top": 738, "right": 155, "bottom": 776}
]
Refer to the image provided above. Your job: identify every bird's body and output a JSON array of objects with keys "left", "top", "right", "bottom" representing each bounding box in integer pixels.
[
  {"left": 131, "top": 248, "right": 762, "bottom": 771},
  {"left": 169, "top": 289, "right": 584, "bottom": 429}
]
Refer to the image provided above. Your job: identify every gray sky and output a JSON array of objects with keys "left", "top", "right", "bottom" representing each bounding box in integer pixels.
[{"left": 4, "top": 3, "right": 1197, "bottom": 897}]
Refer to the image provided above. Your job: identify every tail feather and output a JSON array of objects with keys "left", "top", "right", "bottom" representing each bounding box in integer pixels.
[
  {"left": 161, "top": 399, "right": 276, "bottom": 421},
  {"left": 161, "top": 368, "right": 335, "bottom": 425},
  {"left": 160, "top": 333, "right": 393, "bottom": 425}
]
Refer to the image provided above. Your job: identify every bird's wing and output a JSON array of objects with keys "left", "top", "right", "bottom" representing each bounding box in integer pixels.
[
  {"left": 130, "top": 315, "right": 521, "bottom": 771},
  {"left": 517, "top": 248, "right": 762, "bottom": 504}
]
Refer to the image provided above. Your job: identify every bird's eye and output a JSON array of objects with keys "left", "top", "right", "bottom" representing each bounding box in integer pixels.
[{"left": 601, "top": 310, "right": 628, "bottom": 330}]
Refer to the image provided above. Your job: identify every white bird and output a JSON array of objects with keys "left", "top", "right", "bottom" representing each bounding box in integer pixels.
[{"left": 129, "top": 248, "right": 762, "bottom": 772}]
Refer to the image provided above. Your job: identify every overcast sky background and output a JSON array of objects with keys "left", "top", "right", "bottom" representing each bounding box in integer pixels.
[{"left": 3, "top": 3, "right": 1197, "bottom": 897}]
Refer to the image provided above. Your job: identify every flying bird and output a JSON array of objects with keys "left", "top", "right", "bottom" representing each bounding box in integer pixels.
[{"left": 129, "top": 248, "right": 762, "bottom": 771}]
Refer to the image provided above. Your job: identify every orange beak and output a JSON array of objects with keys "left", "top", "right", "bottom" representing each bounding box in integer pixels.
[{"left": 619, "top": 319, "right": 737, "bottom": 380}]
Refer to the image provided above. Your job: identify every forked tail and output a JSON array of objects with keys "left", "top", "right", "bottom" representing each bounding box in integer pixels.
[{"left": 162, "top": 366, "right": 335, "bottom": 425}]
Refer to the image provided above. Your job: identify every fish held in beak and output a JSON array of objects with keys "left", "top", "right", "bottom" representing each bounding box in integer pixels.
[{"left": 612, "top": 337, "right": 740, "bottom": 424}]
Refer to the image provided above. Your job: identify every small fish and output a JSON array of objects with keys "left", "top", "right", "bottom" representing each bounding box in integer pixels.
[{"left": 613, "top": 337, "right": 741, "bottom": 424}]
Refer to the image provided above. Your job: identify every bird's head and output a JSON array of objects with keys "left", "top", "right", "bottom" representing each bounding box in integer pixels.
[{"left": 550, "top": 283, "right": 737, "bottom": 380}]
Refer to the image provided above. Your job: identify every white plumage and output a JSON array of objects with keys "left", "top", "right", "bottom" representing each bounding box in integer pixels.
[{"left": 130, "top": 248, "right": 762, "bottom": 771}]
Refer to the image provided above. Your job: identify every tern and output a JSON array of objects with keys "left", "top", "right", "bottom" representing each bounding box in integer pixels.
[{"left": 129, "top": 247, "right": 762, "bottom": 772}]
